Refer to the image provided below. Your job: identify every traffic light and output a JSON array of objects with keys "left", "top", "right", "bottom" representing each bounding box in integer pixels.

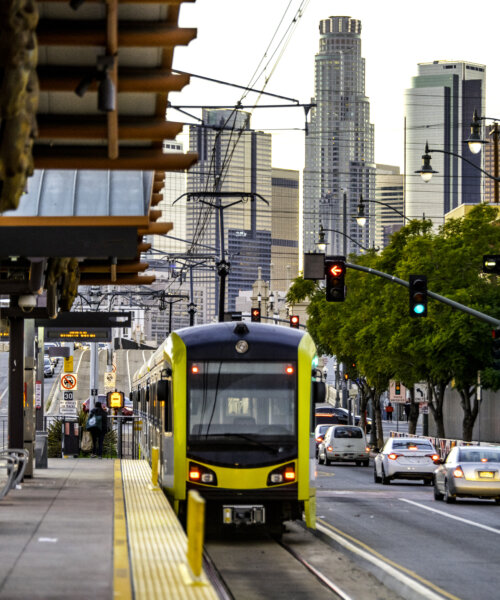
[
  {"left": 251, "top": 307, "right": 261, "bottom": 322},
  {"left": 409, "top": 274, "right": 427, "bottom": 317},
  {"left": 325, "top": 258, "right": 346, "bottom": 302},
  {"left": 492, "top": 329, "right": 500, "bottom": 369},
  {"left": 290, "top": 315, "right": 300, "bottom": 328},
  {"left": 395, "top": 381, "right": 401, "bottom": 395},
  {"left": 483, "top": 255, "right": 500, "bottom": 274}
]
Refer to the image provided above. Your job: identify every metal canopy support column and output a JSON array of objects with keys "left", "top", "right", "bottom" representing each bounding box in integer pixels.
[{"left": 8, "top": 316, "right": 24, "bottom": 449}]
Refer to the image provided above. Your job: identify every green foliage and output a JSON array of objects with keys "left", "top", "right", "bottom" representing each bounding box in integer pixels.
[
  {"left": 48, "top": 410, "right": 118, "bottom": 458},
  {"left": 300, "top": 205, "right": 500, "bottom": 438}
]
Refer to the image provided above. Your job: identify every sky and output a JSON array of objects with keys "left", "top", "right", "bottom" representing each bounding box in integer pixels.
[{"left": 169, "top": 0, "right": 500, "bottom": 174}]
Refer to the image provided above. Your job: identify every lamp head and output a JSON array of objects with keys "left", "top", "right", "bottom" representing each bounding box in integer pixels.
[
  {"left": 415, "top": 142, "right": 438, "bottom": 183},
  {"left": 316, "top": 224, "right": 327, "bottom": 253},
  {"left": 466, "top": 110, "right": 486, "bottom": 155},
  {"left": 356, "top": 195, "right": 367, "bottom": 227}
]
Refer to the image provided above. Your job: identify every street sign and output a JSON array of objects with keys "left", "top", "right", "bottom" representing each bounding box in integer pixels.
[
  {"left": 389, "top": 380, "right": 407, "bottom": 402},
  {"left": 64, "top": 356, "right": 74, "bottom": 373},
  {"left": 104, "top": 371, "right": 116, "bottom": 389},
  {"left": 35, "top": 380, "right": 42, "bottom": 409},
  {"left": 60, "top": 373, "right": 78, "bottom": 391},
  {"left": 60, "top": 399, "right": 77, "bottom": 417},
  {"left": 414, "top": 382, "right": 428, "bottom": 403},
  {"left": 60, "top": 391, "right": 77, "bottom": 417}
]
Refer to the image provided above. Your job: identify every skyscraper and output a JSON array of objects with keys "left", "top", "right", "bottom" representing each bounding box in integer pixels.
[
  {"left": 271, "top": 168, "right": 300, "bottom": 291},
  {"left": 374, "top": 164, "right": 404, "bottom": 249},
  {"left": 405, "top": 60, "right": 486, "bottom": 225},
  {"left": 303, "top": 16, "right": 375, "bottom": 256},
  {"left": 187, "top": 109, "right": 272, "bottom": 322}
]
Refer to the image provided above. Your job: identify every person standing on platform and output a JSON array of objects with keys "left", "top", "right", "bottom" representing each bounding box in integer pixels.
[{"left": 87, "top": 401, "right": 108, "bottom": 458}]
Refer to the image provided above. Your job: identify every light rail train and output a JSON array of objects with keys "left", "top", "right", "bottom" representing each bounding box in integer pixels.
[{"left": 131, "top": 321, "right": 323, "bottom": 532}]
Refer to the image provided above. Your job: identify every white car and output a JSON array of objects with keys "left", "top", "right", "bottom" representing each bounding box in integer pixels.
[
  {"left": 317, "top": 425, "right": 370, "bottom": 466},
  {"left": 374, "top": 437, "right": 439, "bottom": 485}
]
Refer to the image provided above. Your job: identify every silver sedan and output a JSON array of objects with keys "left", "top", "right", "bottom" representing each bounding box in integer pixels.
[
  {"left": 433, "top": 445, "right": 500, "bottom": 504},
  {"left": 374, "top": 437, "right": 439, "bottom": 485}
]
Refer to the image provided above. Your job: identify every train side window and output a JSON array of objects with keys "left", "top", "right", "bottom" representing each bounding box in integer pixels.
[{"left": 157, "top": 379, "right": 172, "bottom": 433}]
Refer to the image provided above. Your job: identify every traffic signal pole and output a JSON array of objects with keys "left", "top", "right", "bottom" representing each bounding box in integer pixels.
[{"left": 346, "top": 261, "right": 500, "bottom": 328}]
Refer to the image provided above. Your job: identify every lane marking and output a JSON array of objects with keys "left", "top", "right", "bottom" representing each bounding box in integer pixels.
[
  {"left": 114, "top": 460, "right": 133, "bottom": 600},
  {"left": 317, "top": 518, "right": 461, "bottom": 600},
  {"left": 400, "top": 498, "right": 500, "bottom": 535}
]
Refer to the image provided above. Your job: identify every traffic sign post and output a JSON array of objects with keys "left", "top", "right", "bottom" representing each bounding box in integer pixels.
[
  {"left": 104, "top": 371, "right": 116, "bottom": 389},
  {"left": 414, "top": 382, "right": 428, "bottom": 403},
  {"left": 60, "top": 390, "right": 77, "bottom": 418},
  {"left": 60, "top": 373, "right": 78, "bottom": 391}
]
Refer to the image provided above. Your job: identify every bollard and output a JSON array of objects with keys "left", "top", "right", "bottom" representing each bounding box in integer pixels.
[
  {"left": 150, "top": 446, "right": 160, "bottom": 491},
  {"left": 187, "top": 490, "right": 205, "bottom": 580}
]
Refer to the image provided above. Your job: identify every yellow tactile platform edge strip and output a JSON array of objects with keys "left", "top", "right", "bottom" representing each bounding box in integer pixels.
[
  {"left": 114, "top": 460, "right": 133, "bottom": 600},
  {"left": 121, "top": 459, "right": 219, "bottom": 600}
]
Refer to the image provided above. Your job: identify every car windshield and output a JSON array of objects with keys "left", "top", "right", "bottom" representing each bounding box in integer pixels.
[
  {"left": 459, "top": 449, "right": 500, "bottom": 463},
  {"left": 392, "top": 440, "right": 434, "bottom": 451},
  {"left": 334, "top": 427, "right": 363, "bottom": 439}
]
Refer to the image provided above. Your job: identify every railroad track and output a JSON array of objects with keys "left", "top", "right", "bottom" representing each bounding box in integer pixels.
[{"left": 203, "top": 521, "right": 404, "bottom": 600}]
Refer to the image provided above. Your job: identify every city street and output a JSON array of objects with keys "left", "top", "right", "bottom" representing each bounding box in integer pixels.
[{"left": 316, "top": 459, "right": 500, "bottom": 600}]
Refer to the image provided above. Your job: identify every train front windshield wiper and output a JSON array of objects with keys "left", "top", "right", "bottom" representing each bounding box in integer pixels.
[{"left": 220, "top": 433, "right": 280, "bottom": 453}]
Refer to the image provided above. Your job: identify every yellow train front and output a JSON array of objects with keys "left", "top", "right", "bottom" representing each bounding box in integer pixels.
[{"left": 131, "top": 321, "right": 317, "bottom": 532}]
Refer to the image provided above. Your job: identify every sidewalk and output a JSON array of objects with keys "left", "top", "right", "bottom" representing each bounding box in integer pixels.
[{"left": 0, "top": 459, "right": 114, "bottom": 600}]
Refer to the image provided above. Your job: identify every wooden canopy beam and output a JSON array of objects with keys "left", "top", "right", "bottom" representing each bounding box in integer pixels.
[
  {"left": 33, "top": 147, "right": 198, "bottom": 171},
  {"left": 37, "top": 21, "right": 197, "bottom": 48},
  {"left": 38, "top": 67, "right": 190, "bottom": 94},
  {"left": 80, "top": 274, "right": 156, "bottom": 285},
  {"left": 37, "top": 116, "right": 183, "bottom": 141}
]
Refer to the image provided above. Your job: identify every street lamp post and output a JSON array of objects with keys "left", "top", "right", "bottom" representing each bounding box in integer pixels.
[
  {"left": 317, "top": 223, "right": 379, "bottom": 253},
  {"left": 466, "top": 110, "right": 500, "bottom": 203},
  {"left": 355, "top": 194, "right": 412, "bottom": 226},
  {"left": 416, "top": 139, "right": 500, "bottom": 201}
]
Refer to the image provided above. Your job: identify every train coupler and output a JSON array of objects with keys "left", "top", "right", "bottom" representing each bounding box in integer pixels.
[{"left": 222, "top": 504, "right": 265, "bottom": 525}]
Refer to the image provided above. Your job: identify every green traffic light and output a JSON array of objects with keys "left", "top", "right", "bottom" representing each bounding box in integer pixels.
[{"left": 413, "top": 304, "right": 425, "bottom": 315}]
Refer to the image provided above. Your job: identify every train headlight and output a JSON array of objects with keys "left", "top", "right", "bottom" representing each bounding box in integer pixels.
[
  {"left": 267, "top": 462, "right": 296, "bottom": 486},
  {"left": 235, "top": 340, "right": 249, "bottom": 354},
  {"left": 188, "top": 462, "right": 218, "bottom": 486}
]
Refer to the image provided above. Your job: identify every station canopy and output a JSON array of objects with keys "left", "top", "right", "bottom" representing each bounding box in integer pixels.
[{"left": 0, "top": 0, "right": 198, "bottom": 315}]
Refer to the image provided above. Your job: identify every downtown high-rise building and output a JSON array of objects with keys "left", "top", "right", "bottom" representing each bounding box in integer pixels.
[
  {"left": 405, "top": 60, "right": 486, "bottom": 226},
  {"left": 374, "top": 164, "right": 404, "bottom": 249},
  {"left": 303, "top": 16, "right": 375, "bottom": 256},
  {"left": 187, "top": 109, "right": 272, "bottom": 322}
]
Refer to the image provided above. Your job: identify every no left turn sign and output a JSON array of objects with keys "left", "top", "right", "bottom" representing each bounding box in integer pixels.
[{"left": 60, "top": 373, "right": 78, "bottom": 391}]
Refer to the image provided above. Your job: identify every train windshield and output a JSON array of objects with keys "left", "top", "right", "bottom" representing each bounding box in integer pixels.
[{"left": 188, "top": 361, "right": 296, "bottom": 440}]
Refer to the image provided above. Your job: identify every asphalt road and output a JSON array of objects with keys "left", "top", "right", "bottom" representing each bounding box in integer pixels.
[{"left": 316, "top": 458, "right": 500, "bottom": 600}]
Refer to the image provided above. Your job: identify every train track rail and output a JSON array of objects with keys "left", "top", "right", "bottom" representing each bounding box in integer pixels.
[{"left": 203, "top": 521, "right": 401, "bottom": 600}]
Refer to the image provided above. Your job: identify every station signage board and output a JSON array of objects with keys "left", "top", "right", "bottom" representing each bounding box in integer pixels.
[{"left": 46, "top": 328, "right": 111, "bottom": 342}]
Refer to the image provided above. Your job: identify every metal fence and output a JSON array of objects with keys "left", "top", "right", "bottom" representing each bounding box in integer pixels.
[{"left": 42, "top": 415, "right": 142, "bottom": 459}]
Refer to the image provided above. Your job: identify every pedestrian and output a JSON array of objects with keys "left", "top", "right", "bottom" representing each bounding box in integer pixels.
[
  {"left": 404, "top": 401, "right": 411, "bottom": 422},
  {"left": 386, "top": 402, "right": 394, "bottom": 422},
  {"left": 87, "top": 401, "right": 108, "bottom": 458}
]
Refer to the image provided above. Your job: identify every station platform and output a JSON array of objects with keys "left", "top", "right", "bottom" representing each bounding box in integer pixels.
[{"left": 0, "top": 458, "right": 219, "bottom": 600}]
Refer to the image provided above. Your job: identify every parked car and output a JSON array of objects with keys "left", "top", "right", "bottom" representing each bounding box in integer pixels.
[
  {"left": 43, "top": 356, "right": 54, "bottom": 378},
  {"left": 374, "top": 437, "right": 439, "bottom": 485},
  {"left": 317, "top": 425, "right": 370, "bottom": 466},
  {"left": 82, "top": 395, "right": 108, "bottom": 412},
  {"left": 433, "top": 445, "right": 500, "bottom": 504},
  {"left": 314, "top": 424, "right": 332, "bottom": 457}
]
